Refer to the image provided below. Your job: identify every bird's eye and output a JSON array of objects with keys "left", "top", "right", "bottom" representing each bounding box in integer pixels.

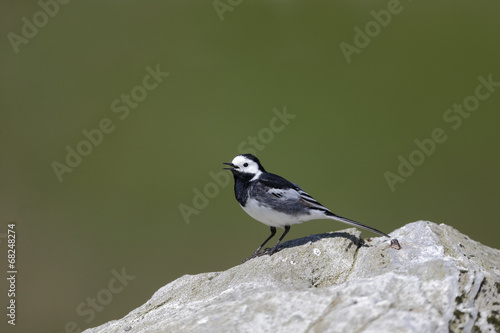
[{"left": 243, "top": 163, "right": 248, "bottom": 167}]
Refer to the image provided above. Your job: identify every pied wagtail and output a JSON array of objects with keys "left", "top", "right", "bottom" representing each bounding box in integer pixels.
[{"left": 223, "top": 154, "right": 400, "bottom": 261}]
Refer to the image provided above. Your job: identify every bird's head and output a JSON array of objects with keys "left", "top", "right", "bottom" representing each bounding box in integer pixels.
[{"left": 223, "top": 154, "right": 266, "bottom": 178}]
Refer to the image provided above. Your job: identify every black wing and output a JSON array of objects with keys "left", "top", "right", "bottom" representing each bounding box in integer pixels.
[{"left": 258, "top": 172, "right": 331, "bottom": 213}]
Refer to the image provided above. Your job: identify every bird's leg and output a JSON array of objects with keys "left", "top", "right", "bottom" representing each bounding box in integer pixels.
[
  {"left": 268, "top": 225, "right": 290, "bottom": 256},
  {"left": 251, "top": 226, "right": 276, "bottom": 256},
  {"left": 242, "top": 227, "right": 276, "bottom": 263}
]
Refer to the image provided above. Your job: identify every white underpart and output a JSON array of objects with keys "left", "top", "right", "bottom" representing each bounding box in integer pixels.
[{"left": 241, "top": 198, "right": 327, "bottom": 229}]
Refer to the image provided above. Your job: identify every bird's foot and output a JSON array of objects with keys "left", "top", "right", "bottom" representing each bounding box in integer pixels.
[
  {"left": 241, "top": 247, "right": 281, "bottom": 263},
  {"left": 241, "top": 251, "right": 266, "bottom": 263}
]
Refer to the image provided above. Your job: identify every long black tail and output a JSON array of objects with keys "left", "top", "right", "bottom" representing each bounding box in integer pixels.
[{"left": 325, "top": 211, "right": 390, "bottom": 237}]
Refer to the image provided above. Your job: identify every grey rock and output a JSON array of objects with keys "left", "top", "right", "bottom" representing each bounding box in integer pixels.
[{"left": 83, "top": 221, "right": 500, "bottom": 333}]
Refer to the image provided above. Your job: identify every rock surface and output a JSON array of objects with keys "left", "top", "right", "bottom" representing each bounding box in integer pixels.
[{"left": 84, "top": 221, "right": 500, "bottom": 333}]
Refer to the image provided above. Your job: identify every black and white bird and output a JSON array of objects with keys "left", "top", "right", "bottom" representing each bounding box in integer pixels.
[{"left": 223, "top": 154, "right": 396, "bottom": 261}]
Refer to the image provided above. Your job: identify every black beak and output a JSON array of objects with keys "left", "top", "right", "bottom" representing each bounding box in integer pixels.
[{"left": 222, "top": 162, "right": 237, "bottom": 170}]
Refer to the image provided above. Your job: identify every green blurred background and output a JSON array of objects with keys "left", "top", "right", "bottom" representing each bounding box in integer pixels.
[{"left": 1, "top": 1, "right": 499, "bottom": 332}]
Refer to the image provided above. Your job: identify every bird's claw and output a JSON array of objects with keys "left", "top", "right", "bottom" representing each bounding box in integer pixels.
[{"left": 241, "top": 247, "right": 279, "bottom": 263}]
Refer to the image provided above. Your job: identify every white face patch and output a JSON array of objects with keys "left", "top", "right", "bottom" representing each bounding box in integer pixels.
[{"left": 231, "top": 155, "right": 262, "bottom": 179}]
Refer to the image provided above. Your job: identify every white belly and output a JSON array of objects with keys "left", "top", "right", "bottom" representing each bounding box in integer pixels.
[{"left": 241, "top": 198, "right": 319, "bottom": 228}]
